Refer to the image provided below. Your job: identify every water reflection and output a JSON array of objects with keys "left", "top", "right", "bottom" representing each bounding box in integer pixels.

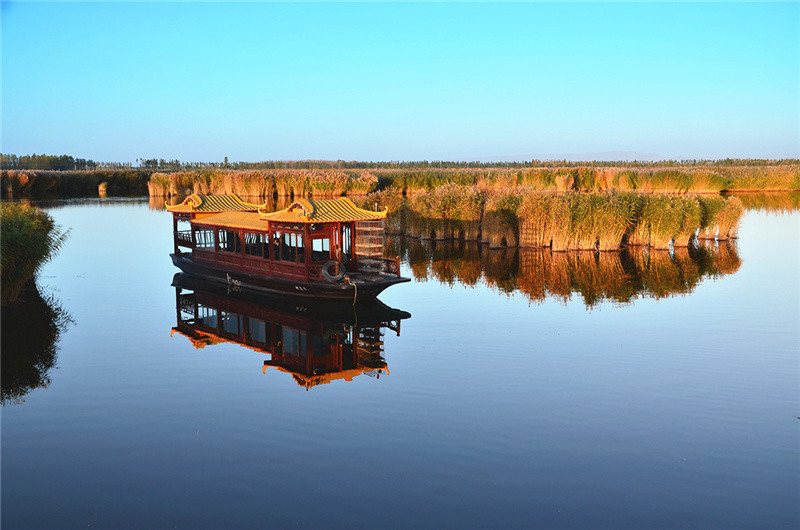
[
  {"left": 171, "top": 274, "right": 410, "bottom": 389},
  {"left": 389, "top": 237, "right": 742, "bottom": 307},
  {"left": 726, "top": 191, "right": 800, "bottom": 213},
  {"left": 1, "top": 282, "right": 72, "bottom": 406}
]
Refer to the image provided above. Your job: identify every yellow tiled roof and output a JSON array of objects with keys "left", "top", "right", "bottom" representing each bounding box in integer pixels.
[
  {"left": 259, "top": 197, "right": 387, "bottom": 223},
  {"left": 166, "top": 194, "right": 263, "bottom": 213},
  {"left": 192, "top": 211, "right": 269, "bottom": 231}
]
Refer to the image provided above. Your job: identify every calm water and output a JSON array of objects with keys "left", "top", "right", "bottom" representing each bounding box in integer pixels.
[{"left": 2, "top": 197, "right": 798, "bottom": 528}]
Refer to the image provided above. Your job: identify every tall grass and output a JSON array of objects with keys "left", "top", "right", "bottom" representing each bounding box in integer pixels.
[
  {"left": 145, "top": 168, "right": 379, "bottom": 198},
  {"left": 2, "top": 169, "right": 151, "bottom": 197},
  {"left": 381, "top": 190, "right": 744, "bottom": 251},
  {"left": 481, "top": 191, "right": 521, "bottom": 248},
  {"left": 1, "top": 203, "right": 69, "bottom": 304},
  {"left": 404, "top": 185, "right": 485, "bottom": 241},
  {"left": 3, "top": 162, "right": 797, "bottom": 199}
]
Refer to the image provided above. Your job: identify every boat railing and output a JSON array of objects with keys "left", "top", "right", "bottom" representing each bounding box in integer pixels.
[
  {"left": 357, "top": 256, "right": 401, "bottom": 277},
  {"left": 383, "top": 256, "right": 401, "bottom": 277},
  {"left": 175, "top": 230, "right": 193, "bottom": 247}
]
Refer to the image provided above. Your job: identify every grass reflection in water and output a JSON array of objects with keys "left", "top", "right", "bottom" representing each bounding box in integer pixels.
[
  {"left": 1, "top": 282, "right": 72, "bottom": 406},
  {"left": 389, "top": 237, "right": 741, "bottom": 308}
]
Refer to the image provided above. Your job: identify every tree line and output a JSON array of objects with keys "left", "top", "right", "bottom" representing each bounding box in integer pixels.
[
  {"left": 3, "top": 153, "right": 798, "bottom": 172},
  {"left": 1, "top": 153, "right": 137, "bottom": 170}
]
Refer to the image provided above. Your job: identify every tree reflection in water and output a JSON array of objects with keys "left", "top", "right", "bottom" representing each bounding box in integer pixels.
[
  {"left": 170, "top": 274, "right": 410, "bottom": 389},
  {"left": 1, "top": 282, "right": 72, "bottom": 406},
  {"left": 387, "top": 237, "right": 742, "bottom": 308}
]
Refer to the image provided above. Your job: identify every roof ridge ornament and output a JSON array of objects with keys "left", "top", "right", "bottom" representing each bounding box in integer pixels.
[{"left": 259, "top": 196, "right": 387, "bottom": 223}]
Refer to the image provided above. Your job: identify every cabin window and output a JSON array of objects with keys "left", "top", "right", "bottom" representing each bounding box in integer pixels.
[
  {"left": 194, "top": 229, "right": 215, "bottom": 249},
  {"left": 197, "top": 304, "right": 217, "bottom": 329},
  {"left": 218, "top": 229, "right": 241, "bottom": 253},
  {"left": 342, "top": 223, "right": 352, "bottom": 262},
  {"left": 244, "top": 232, "right": 268, "bottom": 258},
  {"left": 282, "top": 328, "right": 307, "bottom": 357},
  {"left": 247, "top": 319, "right": 270, "bottom": 345},
  {"left": 220, "top": 311, "right": 243, "bottom": 336},
  {"left": 273, "top": 230, "right": 305, "bottom": 263},
  {"left": 312, "top": 238, "right": 330, "bottom": 262},
  {"left": 295, "top": 234, "right": 305, "bottom": 263},
  {"left": 312, "top": 335, "right": 325, "bottom": 357}
]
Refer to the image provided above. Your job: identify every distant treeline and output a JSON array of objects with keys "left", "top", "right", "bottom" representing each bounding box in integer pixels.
[
  {"left": 0, "top": 153, "right": 136, "bottom": 170},
  {"left": 2, "top": 158, "right": 798, "bottom": 198},
  {"left": 136, "top": 157, "right": 800, "bottom": 170},
  {"left": 2, "top": 152, "right": 798, "bottom": 171}
]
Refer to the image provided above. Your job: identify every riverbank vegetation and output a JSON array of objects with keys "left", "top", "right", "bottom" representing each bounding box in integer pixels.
[
  {"left": 1, "top": 169, "right": 152, "bottom": 197},
  {"left": 2, "top": 157, "right": 797, "bottom": 199},
  {"left": 139, "top": 164, "right": 798, "bottom": 197},
  {"left": 1, "top": 203, "right": 69, "bottom": 305}
]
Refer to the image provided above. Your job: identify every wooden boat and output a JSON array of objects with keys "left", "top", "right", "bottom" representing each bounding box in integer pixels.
[
  {"left": 171, "top": 273, "right": 410, "bottom": 389},
  {"left": 167, "top": 194, "right": 410, "bottom": 301}
]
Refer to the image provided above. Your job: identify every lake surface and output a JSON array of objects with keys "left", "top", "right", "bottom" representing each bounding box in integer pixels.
[{"left": 2, "top": 197, "right": 798, "bottom": 528}]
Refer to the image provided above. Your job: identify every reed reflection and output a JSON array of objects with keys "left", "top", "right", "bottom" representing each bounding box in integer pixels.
[
  {"left": 388, "top": 237, "right": 742, "bottom": 307},
  {"left": 726, "top": 191, "right": 800, "bottom": 214},
  {"left": 171, "top": 274, "right": 410, "bottom": 389},
  {"left": 1, "top": 282, "right": 72, "bottom": 406}
]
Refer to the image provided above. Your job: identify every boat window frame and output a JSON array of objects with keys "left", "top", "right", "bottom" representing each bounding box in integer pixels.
[
  {"left": 271, "top": 225, "right": 306, "bottom": 265},
  {"left": 217, "top": 228, "right": 242, "bottom": 254},
  {"left": 193, "top": 228, "right": 216, "bottom": 250},
  {"left": 243, "top": 231, "right": 269, "bottom": 259}
]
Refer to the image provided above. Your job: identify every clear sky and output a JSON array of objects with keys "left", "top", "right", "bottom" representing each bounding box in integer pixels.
[{"left": 1, "top": 1, "right": 798, "bottom": 162}]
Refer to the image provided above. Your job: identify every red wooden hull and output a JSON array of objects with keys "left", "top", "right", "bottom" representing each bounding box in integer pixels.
[{"left": 171, "top": 253, "right": 409, "bottom": 302}]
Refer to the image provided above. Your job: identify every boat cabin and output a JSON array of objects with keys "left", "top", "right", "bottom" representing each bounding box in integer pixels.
[{"left": 167, "top": 194, "right": 401, "bottom": 283}]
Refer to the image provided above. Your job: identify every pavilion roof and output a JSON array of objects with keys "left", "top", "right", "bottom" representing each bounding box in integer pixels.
[
  {"left": 192, "top": 211, "right": 269, "bottom": 231},
  {"left": 166, "top": 194, "right": 263, "bottom": 214},
  {"left": 259, "top": 197, "right": 387, "bottom": 224}
]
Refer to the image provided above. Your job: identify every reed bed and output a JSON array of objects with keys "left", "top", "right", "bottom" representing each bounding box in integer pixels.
[
  {"left": 1, "top": 203, "right": 69, "bottom": 304},
  {"left": 481, "top": 191, "right": 521, "bottom": 248},
  {"left": 2, "top": 169, "right": 151, "bottom": 197},
  {"left": 378, "top": 190, "right": 743, "bottom": 252},
  {"left": 403, "top": 185, "right": 485, "bottom": 241},
  {"left": 144, "top": 169, "right": 379, "bottom": 198},
  {"left": 1, "top": 164, "right": 793, "bottom": 201},
  {"left": 3, "top": 163, "right": 797, "bottom": 199}
]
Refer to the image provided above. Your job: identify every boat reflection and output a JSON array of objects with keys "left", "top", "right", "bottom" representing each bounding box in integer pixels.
[
  {"left": 388, "top": 238, "right": 742, "bottom": 308},
  {"left": 170, "top": 273, "right": 410, "bottom": 389}
]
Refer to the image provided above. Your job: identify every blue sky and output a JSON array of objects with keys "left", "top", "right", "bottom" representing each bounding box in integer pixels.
[{"left": 1, "top": 1, "right": 798, "bottom": 162}]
